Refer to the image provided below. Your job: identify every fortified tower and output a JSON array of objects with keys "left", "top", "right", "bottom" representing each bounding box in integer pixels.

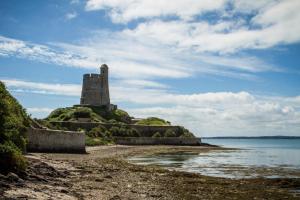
[{"left": 80, "top": 64, "right": 116, "bottom": 110}]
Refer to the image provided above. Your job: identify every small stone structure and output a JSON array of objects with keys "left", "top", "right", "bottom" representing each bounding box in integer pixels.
[
  {"left": 114, "top": 137, "right": 201, "bottom": 146},
  {"left": 26, "top": 127, "right": 86, "bottom": 153},
  {"left": 80, "top": 64, "right": 117, "bottom": 110}
]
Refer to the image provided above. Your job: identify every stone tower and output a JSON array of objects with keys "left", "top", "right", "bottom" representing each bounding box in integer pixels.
[{"left": 80, "top": 64, "right": 111, "bottom": 106}]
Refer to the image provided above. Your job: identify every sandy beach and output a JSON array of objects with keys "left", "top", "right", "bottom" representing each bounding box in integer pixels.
[{"left": 1, "top": 145, "right": 300, "bottom": 200}]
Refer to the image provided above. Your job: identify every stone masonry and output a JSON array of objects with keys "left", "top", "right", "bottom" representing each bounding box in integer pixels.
[
  {"left": 80, "top": 64, "right": 111, "bottom": 106},
  {"left": 26, "top": 127, "right": 86, "bottom": 153}
]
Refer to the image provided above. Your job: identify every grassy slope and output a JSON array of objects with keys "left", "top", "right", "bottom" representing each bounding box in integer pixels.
[
  {"left": 135, "top": 117, "right": 171, "bottom": 126},
  {"left": 45, "top": 106, "right": 131, "bottom": 124},
  {"left": 0, "top": 81, "right": 30, "bottom": 174}
]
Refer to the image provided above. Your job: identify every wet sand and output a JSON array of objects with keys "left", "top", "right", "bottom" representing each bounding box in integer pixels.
[{"left": 1, "top": 145, "right": 300, "bottom": 199}]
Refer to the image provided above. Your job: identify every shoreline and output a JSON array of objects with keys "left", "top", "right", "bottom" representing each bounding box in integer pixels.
[{"left": 1, "top": 145, "right": 300, "bottom": 199}]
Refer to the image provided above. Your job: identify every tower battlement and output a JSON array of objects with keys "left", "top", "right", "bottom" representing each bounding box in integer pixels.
[
  {"left": 80, "top": 64, "right": 113, "bottom": 109},
  {"left": 83, "top": 73, "right": 101, "bottom": 79}
]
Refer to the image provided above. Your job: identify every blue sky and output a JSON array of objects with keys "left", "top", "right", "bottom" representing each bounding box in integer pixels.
[{"left": 0, "top": 0, "right": 300, "bottom": 136}]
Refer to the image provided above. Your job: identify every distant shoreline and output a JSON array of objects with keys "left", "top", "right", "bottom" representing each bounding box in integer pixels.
[{"left": 202, "top": 136, "right": 300, "bottom": 139}]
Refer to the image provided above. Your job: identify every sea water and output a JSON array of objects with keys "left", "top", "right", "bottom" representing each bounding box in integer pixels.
[{"left": 128, "top": 139, "right": 300, "bottom": 179}]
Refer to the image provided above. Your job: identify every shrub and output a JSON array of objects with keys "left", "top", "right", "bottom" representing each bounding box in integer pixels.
[
  {"left": 45, "top": 106, "right": 105, "bottom": 123},
  {"left": 0, "top": 143, "right": 27, "bottom": 174},
  {"left": 180, "top": 132, "right": 195, "bottom": 138},
  {"left": 0, "top": 81, "right": 29, "bottom": 174},
  {"left": 108, "top": 119, "right": 118, "bottom": 123},
  {"left": 178, "top": 126, "right": 195, "bottom": 138},
  {"left": 110, "top": 126, "right": 120, "bottom": 136},
  {"left": 87, "top": 125, "right": 107, "bottom": 137},
  {"left": 152, "top": 132, "right": 162, "bottom": 138},
  {"left": 127, "top": 128, "right": 141, "bottom": 137},
  {"left": 85, "top": 136, "right": 114, "bottom": 146},
  {"left": 104, "top": 130, "right": 112, "bottom": 138},
  {"left": 48, "top": 108, "right": 66, "bottom": 119},
  {"left": 73, "top": 107, "right": 92, "bottom": 118},
  {"left": 109, "top": 125, "right": 140, "bottom": 137},
  {"left": 58, "top": 113, "right": 71, "bottom": 121},
  {"left": 104, "top": 109, "right": 131, "bottom": 123},
  {"left": 77, "top": 128, "right": 85, "bottom": 132},
  {"left": 132, "top": 128, "right": 141, "bottom": 137},
  {"left": 119, "top": 127, "right": 128, "bottom": 136},
  {"left": 45, "top": 106, "right": 134, "bottom": 126},
  {"left": 87, "top": 106, "right": 131, "bottom": 124},
  {"left": 164, "top": 129, "right": 176, "bottom": 137}
]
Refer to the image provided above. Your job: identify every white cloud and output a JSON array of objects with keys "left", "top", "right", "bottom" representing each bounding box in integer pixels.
[
  {"left": 0, "top": 35, "right": 98, "bottom": 69},
  {"left": 85, "top": 0, "right": 300, "bottom": 53},
  {"left": 3, "top": 78, "right": 299, "bottom": 136},
  {"left": 0, "top": 2, "right": 283, "bottom": 84},
  {"left": 65, "top": 12, "right": 78, "bottom": 20},
  {"left": 85, "top": 0, "right": 226, "bottom": 22},
  {"left": 127, "top": 98, "right": 300, "bottom": 137},
  {"left": 27, "top": 107, "right": 54, "bottom": 113},
  {"left": 2, "top": 79, "right": 81, "bottom": 96},
  {"left": 0, "top": 35, "right": 191, "bottom": 79},
  {"left": 125, "top": 12, "right": 300, "bottom": 53},
  {"left": 119, "top": 79, "right": 169, "bottom": 89},
  {"left": 1, "top": 34, "right": 275, "bottom": 81},
  {"left": 54, "top": 31, "right": 279, "bottom": 79},
  {"left": 53, "top": 32, "right": 192, "bottom": 79}
]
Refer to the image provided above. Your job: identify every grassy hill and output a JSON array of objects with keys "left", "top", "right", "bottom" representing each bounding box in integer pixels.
[
  {"left": 135, "top": 117, "right": 171, "bottom": 126},
  {"left": 42, "top": 105, "right": 195, "bottom": 144},
  {"left": 42, "top": 106, "right": 138, "bottom": 145},
  {"left": 0, "top": 81, "right": 30, "bottom": 174},
  {"left": 45, "top": 106, "right": 131, "bottom": 124}
]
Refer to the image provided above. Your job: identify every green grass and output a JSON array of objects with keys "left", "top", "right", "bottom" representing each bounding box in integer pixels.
[
  {"left": 150, "top": 127, "right": 196, "bottom": 138},
  {"left": 88, "top": 106, "right": 131, "bottom": 123},
  {"left": 0, "top": 81, "right": 30, "bottom": 174},
  {"left": 85, "top": 136, "right": 114, "bottom": 146},
  {"left": 135, "top": 117, "right": 171, "bottom": 126},
  {"left": 45, "top": 106, "right": 131, "bottom": 124},
  {"left": 45, "top": 106, "right": 106, "bottom": 123}
]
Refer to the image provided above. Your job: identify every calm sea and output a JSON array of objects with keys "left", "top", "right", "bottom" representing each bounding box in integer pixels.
[{"left": 128, "top": 138, "right": 300, "bottom": 179}]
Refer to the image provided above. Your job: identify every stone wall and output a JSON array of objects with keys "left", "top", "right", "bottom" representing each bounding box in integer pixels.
[
  {"left": 80, "top": 64, "right": 110, "bottom": 106},
  {"left": 114, "top": 137, "right": 201, "bottom": 146},
  {"left": 80, "top": 73, "right": 102, "bottom": 105},
  {"left": 26, "top": 128, "right": 86, "bottom": 153},
  {"left": 47, "top": 121, "right": 182, "bottom": 137}
]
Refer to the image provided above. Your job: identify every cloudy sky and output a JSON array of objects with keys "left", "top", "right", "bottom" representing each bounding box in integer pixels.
[{"left": 1, "top": 0, "right": 300, "bottom": 137}]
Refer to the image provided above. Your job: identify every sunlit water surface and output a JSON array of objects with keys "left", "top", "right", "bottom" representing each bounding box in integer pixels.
[{"left": 128, "top": 139, "right": 300, "bottom": 179}]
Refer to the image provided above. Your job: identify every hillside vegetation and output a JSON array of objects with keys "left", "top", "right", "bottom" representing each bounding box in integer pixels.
[
  {"left": 0, "top": 81, "right": 29, "bottom": 174},
  {"left": 45, "top": 106, "right": 131, "bottom": 124},
  {"left": 42, "top": 105, "right": 196, "bottom": 144},
  {"left": 135, "top": 117, "right": 171, "bottom": 126}
]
